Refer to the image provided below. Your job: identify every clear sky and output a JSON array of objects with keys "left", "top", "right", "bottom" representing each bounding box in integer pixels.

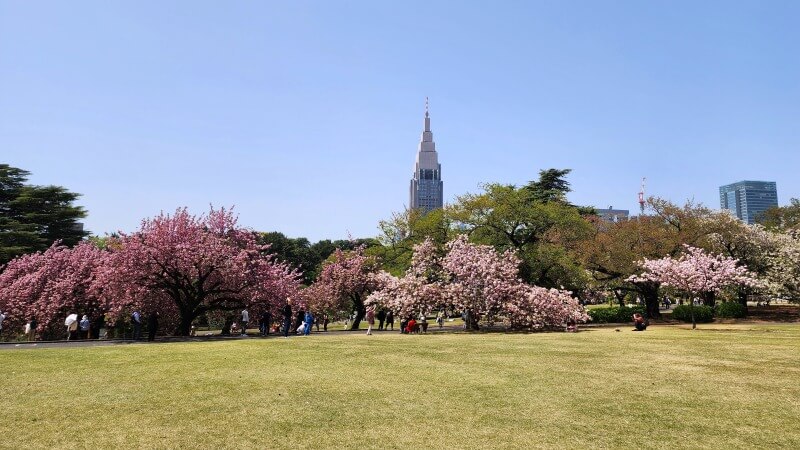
[{"left": 2, "top": 1, "right": 799, "bottom": 241}]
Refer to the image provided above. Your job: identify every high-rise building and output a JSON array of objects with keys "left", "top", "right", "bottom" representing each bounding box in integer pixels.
[
  {"left": 719, "top": 180, "right": 778, "bottom": 224},
  {"left": 409, "top": 99, "right": 443, "bottom": 212}
]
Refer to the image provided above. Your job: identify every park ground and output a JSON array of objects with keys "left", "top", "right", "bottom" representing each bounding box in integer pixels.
[{"left": 2, "top": 323, "right": 799, "bottom": 449}]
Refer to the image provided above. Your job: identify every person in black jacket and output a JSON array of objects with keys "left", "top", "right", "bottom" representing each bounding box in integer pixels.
[
  {"left": 282, "top": 299, "right": 292, "bottom": 338},
  {"left": 132, "top": 310, "right": 142, "bottom": 340},
  {"left": 376, "top": 309, "right": 386, "bottom": 331},
  {"left": 260, "top": 311, "right": 271, "bottom": 336},
  {"left": 386, "top": 310, "right": 394, "bottom": 331},
  {"left": 147, "top": 312, "right": 159, "bottom": 341}
]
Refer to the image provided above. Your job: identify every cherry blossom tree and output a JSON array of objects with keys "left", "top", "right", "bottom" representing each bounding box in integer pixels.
[
  {"left": 0, "top": 241, "right": 108, "bottom": 340},
  {"left": 765, "top": 230, "right": 800, "bottom": 302},
  {"left": 97, "top": 207, "right": 301, "bottom": 335},
  {"left": 701, "top": 211, "right": 781, "bottom": 310},
  {"left": 630, "top": 245, "right": 759, "bottom": 329},
  {"left": 367, "top": 236, "right": 588, "bottom": 330},
  {"left": 366, "top": 238, "right": 446, "bottom": 318},
  {"left": 305, "top": 246, "right": 388, "bottom": 330},
  {"left": 441, "top": 236, "right": 528, "bottom": 329},
  {"left": 506, "top": 286, "right": 589, "bottom": 330}
]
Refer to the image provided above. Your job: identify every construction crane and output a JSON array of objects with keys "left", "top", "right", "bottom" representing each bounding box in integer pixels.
[{"left": 638, "top": 177, "right": 646, "bottom": 216}]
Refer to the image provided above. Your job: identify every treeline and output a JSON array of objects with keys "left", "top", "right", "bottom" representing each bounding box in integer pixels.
[{"left": 3, "top": 163, "right": 800, "bottom": 337}]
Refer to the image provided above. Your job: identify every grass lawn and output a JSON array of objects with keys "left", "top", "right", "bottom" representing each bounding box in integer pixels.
[{"left": 2, "top": 324, "right": 799, "bottom": 449}]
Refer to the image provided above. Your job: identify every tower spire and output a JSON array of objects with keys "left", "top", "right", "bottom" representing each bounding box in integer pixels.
[{"left": 424, "top": 97, "right": 431, "bottom": 133}]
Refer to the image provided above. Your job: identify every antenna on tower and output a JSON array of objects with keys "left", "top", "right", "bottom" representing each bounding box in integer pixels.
[{"left": 638, "top": 177, "right": 647, "bottom": 216}]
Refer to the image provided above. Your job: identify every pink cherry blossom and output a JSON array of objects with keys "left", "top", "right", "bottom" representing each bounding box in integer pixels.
[
  {"left": 304, "top": 246, "right": 388, "bottom": 329},
  {"left": 96, "top": 207, "right": 301, "bottom": 335},
  {"left": 629, "top": 245, "right": 759, "bottom": 296},
  {"left": 0, "top": 241, "right": 108, "bottom": 338},
  {"left": 367, "top": 236, "right": 588, "bottom": 330}
]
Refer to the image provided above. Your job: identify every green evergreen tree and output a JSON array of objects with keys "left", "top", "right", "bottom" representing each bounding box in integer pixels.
[{"left": 0, "top": 164, "right": 88, "bottom": 265}]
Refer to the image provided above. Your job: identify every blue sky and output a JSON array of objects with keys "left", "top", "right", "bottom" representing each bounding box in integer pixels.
[{"left": 2, "top": 1, "right": 799, "bottom": 241}]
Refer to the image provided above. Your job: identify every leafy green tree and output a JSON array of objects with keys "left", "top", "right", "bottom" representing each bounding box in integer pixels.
[
  {"left": 579, "top": 197, "right": 726, "bottom": 317},
  {"left": 257, "top": 232, "right": 379, "bottom": 285},
  {"left": 579, "top": 214, "right": 677, "bottom": 318},
  {"left": 450, "top": 182, "right": 592, "bottom": 291},
  {"left": 525, "top": 168, "right": 572, "bottom": 204},
  {"left": 0, "top": 164, "right": 88, "bottom": 265},
  {"left": 759, "top": 198, "right": 800, "bottom": 230},
  {"left": 257, "top": 232, "right": 317, "bottom": 284},
  {"left": 369, "top": 208, "right": 452, "bottom": 275}
]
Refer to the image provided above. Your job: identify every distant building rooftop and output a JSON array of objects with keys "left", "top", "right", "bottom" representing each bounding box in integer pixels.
[{"left": 595, "top": 208, "right": 629, "bottom": 223}]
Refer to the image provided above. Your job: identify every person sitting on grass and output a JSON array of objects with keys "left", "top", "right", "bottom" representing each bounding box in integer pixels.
[
  {"left": 632, "top": 313, "right": 647, "bottom": 332},
  {"left": 405, "top": 317, "right": 417, "bottom": 334},
  {"left": 565, "top": 318, "right": 578, "bottom": 333}
]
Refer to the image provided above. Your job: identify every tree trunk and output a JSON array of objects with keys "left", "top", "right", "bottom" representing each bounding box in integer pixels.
[
  {"left": 613, "top": 290, "right": 626, "bottom": 307},
  {"left": 173, "top": 295, "right": 199, "bottom": 336},
  {"left": 467, "top": 309, "right": 480, "bottom": 331},
  {"left": 737, "top": 288, "right": 749, "bottom": 314},
  {"left": 702, "top": 291, "right": 716, "bottom": 307},
  {"left": 349, "top": 294, "right": 366, "bottom": 330},
  {"left": 690, "top": 302, "right": 696, "bottom": 330},
  {"left": 639, "top": 283, "right": 661, "bottom": 319},
  {"left": 175, "top": 314, "right": 195, "bottom": 336}
]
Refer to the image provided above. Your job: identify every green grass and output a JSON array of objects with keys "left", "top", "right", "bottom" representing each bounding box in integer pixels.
[{"left": 2, "top": 324, "right": 799, "bottom": 449}]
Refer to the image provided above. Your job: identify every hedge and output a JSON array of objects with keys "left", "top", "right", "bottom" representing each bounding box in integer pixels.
[
  {"left": 671, "top": 305, "right": 714, "bottom": 323},
  {"left": 715, "top": 301, "right": 747, "bottom": 319},
  {"left": 588, "top": 306, "right": 646, "bottom": 323}
]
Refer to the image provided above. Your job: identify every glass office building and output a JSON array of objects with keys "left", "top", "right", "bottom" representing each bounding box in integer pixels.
[
  {"left": 719, "top": 180, "right": 778, "bottom": 224},
  {"left": 409, "top": 101, "right": 443, "bottom": 212}
]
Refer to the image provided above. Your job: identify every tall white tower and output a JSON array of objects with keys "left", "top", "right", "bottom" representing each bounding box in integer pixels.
[{"left": 409, "top": 98, "right": 443, "bottom": 212}]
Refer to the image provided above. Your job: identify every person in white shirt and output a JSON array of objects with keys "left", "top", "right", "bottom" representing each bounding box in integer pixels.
[{"left": 241, "top": 309, "right": 250, "bottom": 336}]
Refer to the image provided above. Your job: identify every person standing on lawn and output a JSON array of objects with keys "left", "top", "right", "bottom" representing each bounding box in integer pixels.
[
  {"left": 240, "top": 308, "right": 250, "bottom": 336},
  {"left": 131, "top": 310, "right": 142, "bottom": 340},
  {"left": 282, "top": 299, "right": 292, "bottom": 338},
  {"left": 295, "top": 306, "right": 305, "bottom": 333},
  {"left": 79, "top": 315, "right": 91, "bottom": 339},
  {"left": 365, "top": 305, "right": 376, "bottom": 335},
  {"left": 27, "top": 317, "right": 37, "bottom": 341},
  {"left": 304, "top": 310, "right": 314, "bottom": 336},
  {"left": 385, "top": 310, "right": 394, "bottom": 331},
  {"left": 376, "top": 309, "right": 386, "bottom": 331},
  {"left": 260, "top": 310, "right": 271, "bottom": 336},
  {"left": 147, "top": 311, "right": 159, "bottom": 341}
]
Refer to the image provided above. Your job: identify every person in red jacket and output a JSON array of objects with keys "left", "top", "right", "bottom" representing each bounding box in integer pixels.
[{"left": 405, "top": 318, "right": 417, "bottom": 334}]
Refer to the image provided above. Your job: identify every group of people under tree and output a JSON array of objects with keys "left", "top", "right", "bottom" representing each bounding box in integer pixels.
[
  {"left": 0, "top": 299, "right": 517, "bottom": 342},
  {"left": 125, "top": 310, "right": 160, "bottom": 341},
  {"left": 0, "top": 308, "right": 162, "bottom": 342}
]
